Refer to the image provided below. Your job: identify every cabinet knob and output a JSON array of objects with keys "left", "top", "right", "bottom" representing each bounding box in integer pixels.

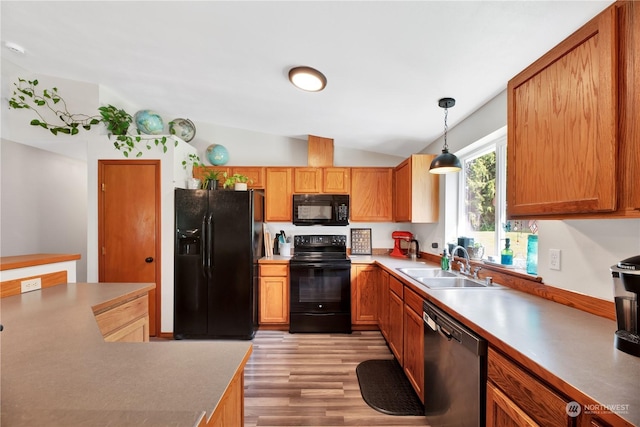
[{"left": 145, "top": 257, "right": 154, "bottom": 263}]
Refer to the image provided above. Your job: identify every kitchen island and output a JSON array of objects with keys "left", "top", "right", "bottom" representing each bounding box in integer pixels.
[{"left": 1, "top": 282, "right": 252, "bottom": 427}]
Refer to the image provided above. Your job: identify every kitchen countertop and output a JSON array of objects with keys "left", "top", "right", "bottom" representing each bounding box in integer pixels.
[
  {"left": 351, "top": 255, "right": 640, "bottom": 426},
  {"left": 0, "top": 253, "right": 81, "bottom": 270},
  {"left": 1, "top": 283, "right": 253, "bottom": 427}
]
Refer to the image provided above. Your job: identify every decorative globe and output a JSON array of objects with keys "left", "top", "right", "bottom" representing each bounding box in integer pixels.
[
  {"left": 169, "top": 118, "right": 196, "bottom": 142},
  {"left": 206, "top": 144, "right": 229, "bottom": 166},
  {"left": 134, "top": 110, "right": 164, "bottom": 135}
]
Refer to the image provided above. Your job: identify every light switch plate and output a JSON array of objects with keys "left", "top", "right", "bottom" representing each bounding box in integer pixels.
[{"left": 549, "top": 249, "right": 561, "bottom": 271}]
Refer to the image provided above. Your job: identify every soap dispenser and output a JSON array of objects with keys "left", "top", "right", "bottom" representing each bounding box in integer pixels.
[{"left": 501, "top": 238, "right": 514, "bottom": 265}]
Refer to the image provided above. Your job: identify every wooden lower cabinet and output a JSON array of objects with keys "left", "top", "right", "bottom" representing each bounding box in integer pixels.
[
  {"left": 351, "top": 264, "right": 378, "bottom": 327},
  {"left": 94, "top": 293, "right": 149, "bottom": 342},
  {"left": 387, "top": 276, "right": 404, "bottom": 364},
  {"left": 377, "top": 269, "right": 390, "bottom": 340},
  {"left": 487, "top": 347, "right": 571, "bottom": 427},
  {"left": 259, "top": 264, "right": 289, "bottom": 326},
  {"left": 206, "top": 366, "right": 245, "bottom": 426},
  {"left": 402, "top": 286, "right": 424, "bottom": 403}
]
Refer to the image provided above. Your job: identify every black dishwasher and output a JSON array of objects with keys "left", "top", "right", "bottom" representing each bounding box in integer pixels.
[{"left": 423, "top": 300, "right": 487, "bottom": 427}]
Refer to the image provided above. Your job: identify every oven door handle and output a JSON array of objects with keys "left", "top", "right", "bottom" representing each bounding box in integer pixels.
[{"left": 290, "top": 262, "right": 351, "bottom": 270}]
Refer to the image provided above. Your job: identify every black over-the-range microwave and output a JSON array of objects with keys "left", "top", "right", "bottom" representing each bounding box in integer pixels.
[{"left": 292, "top": 194, "right": 349, "bottom": 226}]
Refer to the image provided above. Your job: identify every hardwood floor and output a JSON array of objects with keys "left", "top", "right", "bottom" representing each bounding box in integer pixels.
[{"left": 244, "top": 330, "right": 430, "bottom": 427}]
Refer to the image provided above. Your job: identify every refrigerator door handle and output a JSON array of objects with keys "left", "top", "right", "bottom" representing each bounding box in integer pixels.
[
  {"left": 206, "top": 212, "right": 214, "bottom": 277},
  {"left": 201, "top": 216, "right": 210, "bottom": 279}
]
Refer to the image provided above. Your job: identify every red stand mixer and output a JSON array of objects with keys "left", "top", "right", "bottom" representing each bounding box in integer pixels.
[{"left": 390, "top": 231, "right": 419, "bottom": 258}]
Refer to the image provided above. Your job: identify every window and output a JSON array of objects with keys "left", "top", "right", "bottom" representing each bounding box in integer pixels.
[{"left": 457, "top": 127, "right": 535, "bottom": 265}]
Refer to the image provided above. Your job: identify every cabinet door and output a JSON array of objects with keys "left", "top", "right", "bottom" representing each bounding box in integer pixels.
[
  {"left": 488, "top": 348, "right": 571, "bottom": 427},
  {"left": 377, "top": 269, "right": 390, "bottom": 340},
  {"left": 265, "top": 168, "right": 292, "bottom": 221},
  {"left": 394, "top": 159, "right": 412, "bottom": 222},
  {"left": 193, "top": 166, "right": 229, "bottom": 187},
  {"left": 323, "top": 168, "right": 350, "bottom": 194},
  {"left": 259, "top": 276, "right": 289, "bottom": 324},
  {"left": 394, "top": 155, "right": 438, "bottom": 223},
  {"left": 350, "top": 168, "right": 393, "bottom": 221},
  {"left": 388, "top": 289, "right": 404, "bottom": 364},
  {"left": 351, "top": 265, "right": 378, "bottom": 325},
  {"left": 507, "top": 7, "right": 617, "bottom": 217},
  {"left": 619, "top": 0, "right": 640, "bottom": 213},
  {"left": 230, "top": 167, "right": 265, "bottom": 189},
  {"left": 294, "top": 168, "right": 322, "bottom": 193},
  {"left": 403, "top": 292, "right": 424, "bottom": 402},
  {"left": 486, "top": 381, "right": 540, "bottom": 427}
]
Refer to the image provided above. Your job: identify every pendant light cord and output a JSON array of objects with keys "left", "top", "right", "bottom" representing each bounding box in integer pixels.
[{"left": 443, "top": 106, "right": 449, "bottom": 151}]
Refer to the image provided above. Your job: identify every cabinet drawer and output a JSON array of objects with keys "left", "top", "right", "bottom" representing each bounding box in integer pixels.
[
  {"left": 488, "top": 347, "right": 570, "bottom": 427},
  {"left": 389, "top": 275, "right": 403, "bottom": 297},
  {"left": 260, "top": 264, "right": 288, "bottom": 277},
  {"left": 95, "top": 294, "right": 148, "bottom": 338},
  {"left": 403, "top": 286, "right": 423, "bottom": 314}
]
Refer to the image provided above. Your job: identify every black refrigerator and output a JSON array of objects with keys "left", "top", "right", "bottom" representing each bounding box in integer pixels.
[{"left": 174, "top": 188, "right": 264, "bottom": 340}]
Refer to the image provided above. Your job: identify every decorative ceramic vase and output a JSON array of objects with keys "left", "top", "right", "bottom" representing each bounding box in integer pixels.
[{"left": 186, "top": 178, "right": 200, "bottom": 189}]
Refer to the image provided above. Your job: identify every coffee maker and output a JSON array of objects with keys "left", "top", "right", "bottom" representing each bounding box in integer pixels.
[{"left": 610, "top": 255, "right": 640, "bottom": 357}]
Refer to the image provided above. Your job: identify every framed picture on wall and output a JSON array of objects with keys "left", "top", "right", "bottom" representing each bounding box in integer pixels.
[{"left": 350, "top": 228, "right": 372, "bottom": 255}]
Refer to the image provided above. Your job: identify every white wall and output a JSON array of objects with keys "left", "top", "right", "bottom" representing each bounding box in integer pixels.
[
  {"left": 413, "top": 89, "right": 640, "bottom": 301},
  {"left": 0, "top": 139, "right": 88, "bottom": 281}
]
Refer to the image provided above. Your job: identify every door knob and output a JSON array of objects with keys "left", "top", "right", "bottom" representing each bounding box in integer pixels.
[{"left": 145, "top": 257, "right": 154, "bottom": 263}]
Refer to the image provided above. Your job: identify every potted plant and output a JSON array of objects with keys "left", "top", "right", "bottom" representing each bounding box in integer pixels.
[
  {"left": 223, "top": 173, "right": 252, "bottom": 191},
  {"left": 202, "top": 170, "right": 222, "bottom": 190},
  {"left": 9, "top": 78, "right": 172, "bottom": 158}
]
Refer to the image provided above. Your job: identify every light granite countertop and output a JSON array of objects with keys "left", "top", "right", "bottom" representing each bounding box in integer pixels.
[
  {"left": 352, "top": 255, "right": 640, "bottom": 426},
  {"left": 1, "top": 283, "right": 252, "bottom": 427}
]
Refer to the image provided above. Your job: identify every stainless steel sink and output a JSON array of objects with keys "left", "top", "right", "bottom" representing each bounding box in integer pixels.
[
  {"left": 396, "top": 267, "right": 504, "bottom": 289},
  {"left": 396, "top": 268, "right": 457, "bottom": 278},
  {"left": 414, "top": 276, "right": 487, "bottom": 288}
]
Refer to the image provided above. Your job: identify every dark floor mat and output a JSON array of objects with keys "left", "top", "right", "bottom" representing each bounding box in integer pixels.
[{"left": 356, "top": 359, "right": 424, "bottom": 416}]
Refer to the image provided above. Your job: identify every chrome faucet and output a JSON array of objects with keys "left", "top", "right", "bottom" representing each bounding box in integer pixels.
[{"left": 450, "top": 245, "right": 471, "bottom": 276}]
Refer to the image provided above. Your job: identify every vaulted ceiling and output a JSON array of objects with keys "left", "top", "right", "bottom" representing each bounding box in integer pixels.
[{"left": 1, "top": 1, "right": 613, "bottom": 157}]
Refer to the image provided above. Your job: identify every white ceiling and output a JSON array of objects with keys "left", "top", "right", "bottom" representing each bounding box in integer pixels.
[{"left": 1, "top": 1, "right": 614, "bottom": 158}]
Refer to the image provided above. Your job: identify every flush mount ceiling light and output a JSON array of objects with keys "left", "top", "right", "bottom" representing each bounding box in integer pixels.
[
  {"left": 4, "top": 41, "right": 25, "bottom": 55},
  {"left": 288, "top": 66, "right": 327, "bottom": 92},
  {"left": 429, "top": 97, "right": 462, "bottom": 174}
]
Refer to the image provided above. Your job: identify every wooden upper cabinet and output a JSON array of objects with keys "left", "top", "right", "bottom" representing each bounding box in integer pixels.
[
  {"left": 293, "top": 168, "right": 322, "bottom": 193},
  {"left": 323, "top": 168, "right": 350, "bottom": 194},
  {"left": 350, "top": 168, "right": 393, "bottom": 222},
  {"left": 618, "top": 0, "right": 640, "bottom": 214},
  {"left": 193, "top": 166, "right": 229, "bottom": 187},
  {"left": 265, "top": 168, "right": 292, "bottom": 221},
  {"left": 230, "top": 167, "right": 265, "bottom": 189},
  {"left": 507, "top": 5, "right": 618, "bottom": 217},
  {"left": 394, "top": 154, "right": 439, "bottom": 223}
]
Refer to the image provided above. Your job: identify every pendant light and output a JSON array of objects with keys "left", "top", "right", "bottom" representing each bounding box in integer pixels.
[{"left": 429, "top": 97, "right": 462, "bottom": 174}]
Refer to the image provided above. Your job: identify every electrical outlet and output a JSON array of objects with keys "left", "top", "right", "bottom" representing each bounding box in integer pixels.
[
  {"left": 549, "top": 249, "right": 561, "bottom": 271},
  {"left": 21, "top": 277, "right": 42, "bottom": 293}
]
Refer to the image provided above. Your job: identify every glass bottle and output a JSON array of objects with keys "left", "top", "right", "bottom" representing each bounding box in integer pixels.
[
  {"left": 501, "top": 238, "right": 514, "bottom": 265},
  {"left": 526, "top": 235, "right": 538, "bottom": 275}
]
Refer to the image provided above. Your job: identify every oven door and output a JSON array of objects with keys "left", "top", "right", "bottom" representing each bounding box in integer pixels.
[{"left": 290, "top": 262, "right": 351, "bottom": 314}]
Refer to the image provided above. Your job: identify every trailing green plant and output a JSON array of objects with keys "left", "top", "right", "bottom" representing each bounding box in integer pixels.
[
  {"left": 8, "top": 78, "right": 175, "bottom": 158},
  {"left": 182, "top": 153, "right": 204, "bottom": 170},
  {"left": 223, "top": 172, "right": 252, "bottom": 189}
]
